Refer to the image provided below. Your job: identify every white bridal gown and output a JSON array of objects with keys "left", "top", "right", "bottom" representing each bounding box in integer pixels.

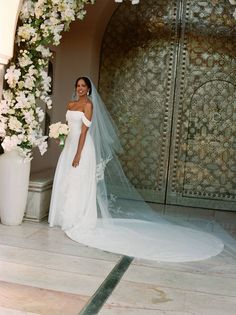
[{"left": 49, "top": 110, "right": 224, "bottom": 262}]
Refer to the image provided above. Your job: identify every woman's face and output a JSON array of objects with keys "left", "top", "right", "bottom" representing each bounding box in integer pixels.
[{"left": 76, "top": 79, "right": 89, "bottom": 98}]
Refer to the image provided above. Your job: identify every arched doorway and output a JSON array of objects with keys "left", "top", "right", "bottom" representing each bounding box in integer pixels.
[{"left": 99, "top": 0, "right": 236, "bottom": 211}]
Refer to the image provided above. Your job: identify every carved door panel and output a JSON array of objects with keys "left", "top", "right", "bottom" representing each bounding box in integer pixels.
[
  {"left": 167, "top": 0, "right": 236, "bottom": 210},
  {"left": 99, "top": 0, "right": 180, "bottom": 203},
  {"left": 99, "top": 0, "right": 236, "bottom": 210}
]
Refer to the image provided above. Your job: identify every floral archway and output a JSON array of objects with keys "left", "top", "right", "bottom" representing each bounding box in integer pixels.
[
  {"left": 0, "top": 0, "right": 95, "bottom": 159},
  {"left": 0, "top": 0, "right": 235, "bottom": 159}
]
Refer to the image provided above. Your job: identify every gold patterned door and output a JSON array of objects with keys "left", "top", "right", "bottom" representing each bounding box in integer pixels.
[{"left": 99, "top": 0, "right": 236, "bottom": 211}]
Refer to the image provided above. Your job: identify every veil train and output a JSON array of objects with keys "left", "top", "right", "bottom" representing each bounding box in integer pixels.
[{"left": 64, "top": 79, "right": 234, "bottom": 262}]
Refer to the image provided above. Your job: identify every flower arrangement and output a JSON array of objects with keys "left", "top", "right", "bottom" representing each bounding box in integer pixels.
[
  {"left": 49, "top": 122, "right": 69, "bottom": 147},
  {"left": 0, "top": 0, "right": 94, "bottom": 159}
]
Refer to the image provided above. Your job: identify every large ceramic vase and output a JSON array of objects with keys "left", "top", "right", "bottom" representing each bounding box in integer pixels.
[{"left": 0, "top": 149, "right": 31, "bottom": 225}]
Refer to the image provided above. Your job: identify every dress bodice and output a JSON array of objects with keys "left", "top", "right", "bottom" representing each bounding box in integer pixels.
[{"left": 66, "top": 110, "right": 92, "bottom": 136}]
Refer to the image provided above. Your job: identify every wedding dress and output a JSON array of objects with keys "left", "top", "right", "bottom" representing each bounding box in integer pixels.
[
  {"left": 49, "top": 110, "right": 97, "bottom": 232},
  {"left": 48, "top": 80, "right": 228, "bottom": 263}
]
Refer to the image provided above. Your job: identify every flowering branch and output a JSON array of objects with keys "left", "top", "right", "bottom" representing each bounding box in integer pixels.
[{"left": 0, "top": 0, "right": 94, "bottom": 159}]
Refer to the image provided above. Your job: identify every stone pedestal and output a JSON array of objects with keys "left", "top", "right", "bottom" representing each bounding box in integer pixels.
[{"left": 25, "top": 169, "right": 54, "bottom": 222}]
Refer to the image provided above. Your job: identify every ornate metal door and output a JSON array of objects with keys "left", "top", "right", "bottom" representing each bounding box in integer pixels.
[{"left": 99, "top": 0, "right": 236, "bottom": 211}]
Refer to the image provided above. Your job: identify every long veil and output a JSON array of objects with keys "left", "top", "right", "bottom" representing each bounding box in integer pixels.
[{"left": 66, "top": 79, "right": 235, "bottom": 262}]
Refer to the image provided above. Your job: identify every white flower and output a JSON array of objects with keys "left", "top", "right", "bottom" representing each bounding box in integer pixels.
[
  {"left": 0, "top": 114, "right": 7, "bottom": 123},
  {"left": 35, "top": 7, "right": 44, "bottom": 19},
  {"left": 36, "top": 107, "right": 45, "bottom": 123},
  {"left": 38, "top": 139, "right": 48, "bottom": 155},
  {"left": 28, "top": 93, "right": 36, "bottom": 103},
  {"left": 40, "top": 70, "right": 51, "bottom": 92},
  {"left": 18, "top": 25, "right": 36, "bottom": 41},
  {"left": 59, "top": 124, "right": 69, "bottom": 135},
  {"left": 38, "top": 59, "right": 47, "bottom": 67},
  {"left": 2, "top": 135, "right": 21, "bottom": 152},
  {"left": 45, "top": 97, "right": 52, "bottom": 109},
  {"left": 53, "top": 33, "right": 62, "bottom": 45},
  {"left": 27, "top": 133, "right": 37, "bottom": 144},
  {"left": 41, "top": 24, "right": 50, "bottom": 38},
  {"left": 49, "top": 16, "right": 60, "bottom": 25},
  {"left": 28, "top": 65, "right": 38, "bottom": 78},
  {"left": 36, "top": 45, "right": 52, "bottom": 58},
  {"left": 49, "top": 122, "right": 69, "bottom": 138},
  {"left": 18, "top": 81, "right": 25, "bottom": 89},
  {"left": 0, "top": 122, "right": 6, "bottom": 137},
  {"left": 34, "top": 0, "right": 49, "bottom": 19},
  {"left": 20, "top": 66, "right": 37, "bottom": 91},
  {"left": 18, "top": 54, "right": 33, "bottom": 68},
  {"left": 15, "top": 92, "right": 31, "bottom": 109},
  {"left": 61, "top": 7, "right": 75, "bottom": 21},
  {"left": 23, "top": 109, "right": 35, "bottom": 125},
  {"left": 8, "top": 109, "right": 15, "bottom": 115},
  {"left": 229, "top": 0, "right": 236, "bottom": 5},
  {"left": 77, "top": 10, "right": 86, "bottom": 20},
  {"left": 0, "top": 100, "right": 10, "bottom": 114},
  {"left": 52, "top": 24, "right": 64, "bottom": 45},
  {"left": 34, "top": 135, "right": 48, "bottom": 155},
  {"left": 8, "top": 117, "right": 23, "bottom": 132},
  {"left": 2, "top": 90, "right": 14, "bottom": 102},
  {"left": 31, "top": 32, "right": 42, "bottom": 43},
  {"left": 5, "top": 66, "right": 21, "bottom": 88},
  {"left": 25, "top": 77, "right": 36, "bottom": 90},
  {"left": 20, "top": 0, "right": 35, "bottom": 20}
]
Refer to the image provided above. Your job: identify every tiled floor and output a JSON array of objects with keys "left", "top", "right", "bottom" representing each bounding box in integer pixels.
[{"left": 0, "top": 215, "right": 235, "bottom": 315}]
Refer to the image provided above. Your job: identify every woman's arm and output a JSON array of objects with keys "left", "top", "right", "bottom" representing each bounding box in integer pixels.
[{"left": 72, "top": 102, "right": 93, "bottom": 167}]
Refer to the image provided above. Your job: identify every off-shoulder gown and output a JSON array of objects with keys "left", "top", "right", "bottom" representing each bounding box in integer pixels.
[
  {"left": 49, "top": 110, "right": 97, "bottom": 232},
  {"left": 48, "top": 110, "right": 224, "bottom": 262}
]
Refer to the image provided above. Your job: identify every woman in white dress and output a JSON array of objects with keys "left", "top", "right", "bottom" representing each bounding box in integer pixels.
[
  {"left": 49, "top": 77, "right": 97, "bottom": 232},
  {"left": 49, "top": 77, "right": 226, "bottom": 262}
]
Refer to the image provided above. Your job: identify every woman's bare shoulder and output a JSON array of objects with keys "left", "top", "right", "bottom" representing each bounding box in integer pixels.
[
  {"left": 85, "top": 100, "right": 93, "bottom": 110},
  {"left": 67, "top": 101, "right": 75, "bottom": 110}
]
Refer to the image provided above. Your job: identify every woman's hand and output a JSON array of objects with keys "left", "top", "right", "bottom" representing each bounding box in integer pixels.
[{"left": 72, "top": 153, "right": 81, "bottom": 167}]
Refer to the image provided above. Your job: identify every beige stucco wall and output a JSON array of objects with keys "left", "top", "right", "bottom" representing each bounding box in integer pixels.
[{"left": 31, "top": 0, "right": 117, "bottom": 172}]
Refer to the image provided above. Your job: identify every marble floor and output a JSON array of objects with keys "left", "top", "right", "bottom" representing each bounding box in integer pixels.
[{"left": 0, "top": 214, "right": 235, "bottom": 315}]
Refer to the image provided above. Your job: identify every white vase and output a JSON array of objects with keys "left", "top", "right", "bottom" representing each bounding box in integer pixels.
[{"left": 0, "top": 149, "right": 31, "bottom": 225}]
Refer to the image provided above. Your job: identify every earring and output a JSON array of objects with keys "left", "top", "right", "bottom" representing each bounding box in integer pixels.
[{"left": 87, "top": 91, "right": 89, "bottom": 96}]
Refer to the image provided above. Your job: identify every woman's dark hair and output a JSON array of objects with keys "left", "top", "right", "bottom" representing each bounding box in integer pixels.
[{"left": 75, "top": 77, "right": 92, "bottom": 95}]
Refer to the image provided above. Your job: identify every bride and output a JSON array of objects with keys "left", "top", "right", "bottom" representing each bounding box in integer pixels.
[{"left": 48, "top": 76, "right": 225, "bottom": 262}]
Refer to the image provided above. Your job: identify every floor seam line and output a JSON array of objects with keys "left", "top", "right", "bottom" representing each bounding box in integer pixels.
[
  {"left": 78, "top": 255, "right": 134, "bottom": 315},
  {"left": 0, "top": 242, "right": 120, "bottom": 263}
]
